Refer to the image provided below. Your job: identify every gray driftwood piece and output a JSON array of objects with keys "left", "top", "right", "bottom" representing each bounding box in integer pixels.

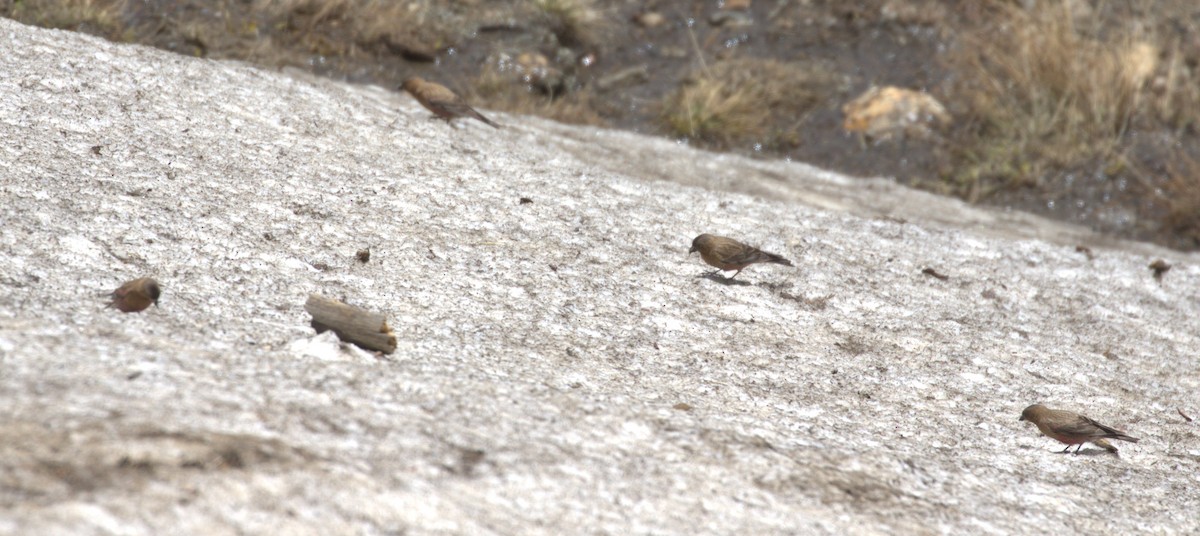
[{"left": 304, "top": 294, "right": 397, "bottom": 353}]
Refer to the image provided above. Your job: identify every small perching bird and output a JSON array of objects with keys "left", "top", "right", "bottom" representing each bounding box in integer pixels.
[
  {"left": 401, "top": 76, "right": 500, "bottom": 128},
  {"left": 1019, "top": 404, "right": 1140, "bottom": 454},
  {"left": 106, "top": 277, "right": 161, "bottom": 313},
  {"left": 689, "top": 233, "right": 793, "bottom": 280}
]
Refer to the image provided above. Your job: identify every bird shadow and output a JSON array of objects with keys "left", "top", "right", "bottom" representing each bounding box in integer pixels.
[
  {"left": 696, "top": 272, "right": 751, "bottom": 286},
  {"left": 1057, "top": 447, "right": 1118, "bottom": 457}
]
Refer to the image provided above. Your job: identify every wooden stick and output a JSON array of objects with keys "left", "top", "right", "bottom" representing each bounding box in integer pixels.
[{"left": 304, "top": 294, "right": 396, "bottom": 354}]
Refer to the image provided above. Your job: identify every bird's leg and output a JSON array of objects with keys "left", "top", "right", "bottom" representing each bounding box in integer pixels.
[
  {"left": 1073, "top": 444, "right": 1084, "bottom": 455},
  {"left": 728, "top": 269, "right": 743, "bottom": 280},
  {"left": 1060, "top": 446, "right": 1072, "bottom": 454},
  {"left": 706, "top": 269, "right": 723, "bottom": 277}
]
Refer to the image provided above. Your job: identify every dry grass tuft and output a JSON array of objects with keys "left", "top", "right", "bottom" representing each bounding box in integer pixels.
[
  {"left": 661, "top": 58, "right": 839, "bottom": 150},
  {"left": 470, "top": 63, "right": 607, "bottom": 127},
  {"left": 945, "top": 0, "right": 1200, "bottom": 198},
  {"left": 4, "top": 0, "right": 129, "bottom": 41},
  {"left": 1163, "top": 153, "right": 1200, "bottom": 248}
]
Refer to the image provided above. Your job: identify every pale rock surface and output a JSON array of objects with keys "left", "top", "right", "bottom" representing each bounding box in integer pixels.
[{"left": 1, "top": 18, "right": 1199, "bottom": 535}]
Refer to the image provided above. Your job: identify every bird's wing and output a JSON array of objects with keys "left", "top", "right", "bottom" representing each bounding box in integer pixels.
[
  {"left": 1080, "top": 416, "right": 1134, "bottom": 439},
  {"left": 1052, "top": 415, "right": 1109, "bottom": 437},
  {"left": 720, "top": 246, "right": 767, "bottom": 266},
  {"left": 725, "top": 247, "right": 791, "bottom": 266}
]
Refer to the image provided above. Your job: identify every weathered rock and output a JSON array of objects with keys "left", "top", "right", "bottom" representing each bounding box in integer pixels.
[
  {"left": 515, "top": 51, "right": 565, "bottom": 95},
  {"left": 709, "top": 10, "right": 754, "bottom": 28},
  {"left": 595, "top": 64, "right": 650, "bottom": 91},
  {"left": 842, "top": 85, "right": 951, "bottom": 141},
  {"left": 633, "top": 11, "right": 666, "bottom": 29},
  {"left": 1, "top": 17, "right": 1199, "bottom": 536}
]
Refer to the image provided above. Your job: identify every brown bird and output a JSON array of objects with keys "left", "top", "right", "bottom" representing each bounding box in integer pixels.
[
  {"left": 1019, "top": 404, "right": 1139, "bottom": 454},
  {"left": 106, "top": 277, "right": 161, "bottom": 313},
  {"left": 401, "top": 76, "right": 500, "bottom": 128},
  {"left": 689, "top": 233, "right": 793, "bottom": 280}
]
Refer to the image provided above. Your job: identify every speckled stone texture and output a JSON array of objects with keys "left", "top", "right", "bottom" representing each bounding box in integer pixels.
[{"left": 1, "top": 17, "right": 1198, "bottom": 536}]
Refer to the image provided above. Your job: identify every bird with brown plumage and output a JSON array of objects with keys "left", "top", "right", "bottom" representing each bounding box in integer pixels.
[
  {"left": 1019, "top": 404, "right": 1139, "bottom": 454},
  {"left": 401, "top": 76, "right": 500, "bottom": 128},
  {"left": 689, "top": 233, "right": 793, "bottom": 280},
  {"left": 106, "top": 277, "right": 161, "bottom": 313}
]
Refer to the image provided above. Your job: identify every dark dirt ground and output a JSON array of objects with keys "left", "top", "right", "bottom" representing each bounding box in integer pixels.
[{"left": 4, "top": 0, "right": 1198, "bottom": 250}]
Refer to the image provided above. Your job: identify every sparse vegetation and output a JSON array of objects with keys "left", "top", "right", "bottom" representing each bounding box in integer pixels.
[
  {"left": 5, "top": 0, "right": 128, "bottom": 40},
  {"left": 257, "top": 0, "right": 463, "bottom": 61},
  {"left": 661, "top": 59, "right": 840, "bottom": 150},
  {"left": 528, "top": 0, "right": 606, "bottom": 47},
  {"left": 471, "top": 61, "right": 607, "bottom": 126},
  {"left": 3, "top": 0, "right": 1200, "bottom": 250},
  {"left": 946, "top": 0, "right": 1200, "bottom": 200},
  {"left": 1164, "top": 153, "right": 1200, "bottom": 249}
]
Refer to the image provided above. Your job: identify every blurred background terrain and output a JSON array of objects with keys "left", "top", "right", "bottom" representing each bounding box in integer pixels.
[{"left": 5, "top": 0, "right": 1198, "bottom": 250}]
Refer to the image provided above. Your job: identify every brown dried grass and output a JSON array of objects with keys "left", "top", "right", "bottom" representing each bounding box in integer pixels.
[
  {"left": 4, "top": 0, "right": 129, "bottom": 40},
  {"left": 945, "top": 0, "right": 1200, "bottom": 197},
  {"left": 661, "top": 58, "right": 839, "bottom": 150}
]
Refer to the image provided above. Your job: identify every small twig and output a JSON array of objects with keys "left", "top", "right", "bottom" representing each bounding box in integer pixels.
[
  {"left": 922, "top": 267, "right": 950, "bottom": 281},
  {"left": 683, "top": 12, "right": 710, "bottom": 77}
]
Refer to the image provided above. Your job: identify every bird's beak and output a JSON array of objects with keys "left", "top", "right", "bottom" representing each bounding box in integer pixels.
[
  {"left": 1018, "top": 416, "right": 1025, "bottom": 421},
  {"left": 688, "top": 246, "right": 697, "bottom": 254}
]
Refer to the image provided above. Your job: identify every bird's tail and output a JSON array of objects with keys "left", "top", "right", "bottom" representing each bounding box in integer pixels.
[
  {"left": 1090, "top": 418, "right": 1140, "bottom": 442},
  {"left": 474, "top": 111, "right": 502, "bottom": 129},
  {"left": 1110, "top": 432, "right": 1140, "bottom": 443},
  {"left": 764, "top": 252, "right": 793, "bottom": 266}
]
